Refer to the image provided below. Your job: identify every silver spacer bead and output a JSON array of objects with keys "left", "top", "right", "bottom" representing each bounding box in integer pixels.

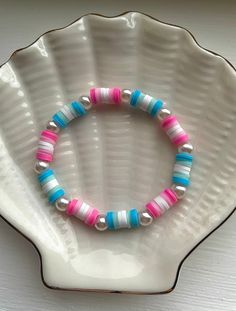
[
  {"left": 95, "top": 214, "right": 108, "bottom": 231},
  {"left": 55, "top": 197, "right": 70, "bottom": 212},
  {"left": 79, "top": 95, "right": 92, "bottom": 110},
  {"left": 171, "top": 184, "right": 187, "bottom": 199},
  {"left": 157, "top": 108, "right": 171, "bottom": 121},
  {"left": 121, "top": 89, "right": 132, "bottom": 104},
  {"left": 34, "top": 160, "right": 49, "bottom": 174},
  {"left": 46, "top": 120, "right": 60, "bottom": 133},
  {"left": 139, "top": 210, "right": 153, "bottom": 227},
  {"left": 178, "top": 143, "right": 194, "bottom": 154}
]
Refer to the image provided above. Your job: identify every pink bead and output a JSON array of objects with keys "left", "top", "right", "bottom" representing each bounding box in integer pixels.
[
  {"left": 172, "top": 133, "right": 189, "bottom": 146},
  {"left": 40, "top": 136, "right": 57, "bottom": 145},
  {"left": 85, "top": 208, "right": 100, "bottom": 226},
  {"left": 146, "top": 188, "right": 178, "bottom": 219},
  {"left": 41, "top": 130, "right": 58, "bottom": 143},
  {"left": 160, "top": 115, "right": 189, "bottom": 146},
  {"left": 161, "top": 115, "right": 176, "bottom": 129},
  {"left": 90, "top": 87, "right": 121, "bottom": 105},
  {"left": 90, "top": 88, "right": 97, "bottom": 104},
  {"left": 111, "top": 88, "right": 121, "bottom": 104},
  {"left": 36, "top": 130, "right": 58, "bottom": 162},
  {"left": 66, "top": 198, "right": 83, "bottom": 215},
  {"left": 146, "top": 201, "right": 162, "bottom": 218},
  {"left": 66, "top": 198, "right": 100, "bottom": 227},
  {"left": 162, "top": 189, "right": 177, "bottom": 204},
  {"left": 36, "top": 152, "right": 52, "bottom": 162}
]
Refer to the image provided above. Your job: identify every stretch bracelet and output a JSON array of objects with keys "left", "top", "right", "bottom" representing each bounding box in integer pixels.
[{"left": 34, "top": 88, "right": 193, "bottom": 231}]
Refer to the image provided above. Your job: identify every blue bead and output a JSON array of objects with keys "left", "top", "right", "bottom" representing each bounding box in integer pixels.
[
  {"left": 40, "top": 174, "right": 54, "bottom": 186},
  {"left": 129, "top": 209, "right": 140, "bottom": 228},
  {"left": 38, "top": 168, "right": 54, "bottom": 183},
  {"left": 172, "top": 176, "right": 190, "bottom": 187},
  {"left": 71, "top": 101, "right": 86, "bottom": 116},
  {"left": 176, "top": 153, "right": 193, "bottom": 162},
  {"left": 150, "top": 99, "right": 163, "bottom": 117},
  {"left": 174, "top": 171, "right": 189, "bottom": 179},
  {"left": 130, "top": 90, "right": 141, "bottom": 107},
  {"left": 48, "top": 188, "right": 65, "bottom": 203},
  {"left": 47, "top": 185, "right": 61, "bottom": 198},
  {"left": 53, "top": 113, "right": 67, "bottom": 128},
  {"left": 106, "top": 211, "right": 115, "bottom": 230}
]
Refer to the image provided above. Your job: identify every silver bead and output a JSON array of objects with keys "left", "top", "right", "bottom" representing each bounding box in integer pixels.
[
  {"left": 79, "top": 95, "right": 92, "bottom": 110},
  {"left": 55, "top": 197, "right": 69, "bottom": 212},
  {"left": 95, "top": 215, "right": 108, "bottom": 231},
  {"left": 157, "top": 108, "right": 171, "bottom": 121},
  {"left": 139, "top": 210, "right": 153, "bottom": 227},
  {"left": 46, "top": 120, "right": 60, "bottom": 133},
  {"left": 34, "top": 160, "right": 49, "bottom": 174},
  {"left": 121, "top": 89, "right": 132, "bottom": 104},
  {"left": 171, "top": 184, "right": 187, "bottom": 199},
  {"left": 178, "top": 143, "right": 194, "bottom": 154}
]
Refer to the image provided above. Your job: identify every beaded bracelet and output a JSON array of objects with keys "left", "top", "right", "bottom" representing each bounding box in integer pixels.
[{"left": 34, "top": 88, "right": 193, "bottom": 231}]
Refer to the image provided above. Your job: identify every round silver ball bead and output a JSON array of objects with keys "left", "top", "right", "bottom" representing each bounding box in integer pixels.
[
  {"left": 95, "top": 215, "right": 108, "bottom": 231},
  {"left": 46, "top": 120, "right": 60, "bottom": 133},
  {"left": 121, "top": 89, "right": 132, "bottom": 104},
  {"left": 157, "top": 108, "right": 171, "bottom": 121},
  {"left": 34, "top": 160, "right": 49, "bottom": 174},
  {"left": 55, "top": 197, "right": 70, "bottom": 212},
  {"left": 139, "top": 210, "right": 153, "bottom": 227},
  {"left": 79, "top": 95, "right": 92, "bottom": 110},
  {"left": 171, "top": 184, "right": 187, "bottom": 199},
  {"left": 178, "top": 143, "right": 194, "bottom": 154}
]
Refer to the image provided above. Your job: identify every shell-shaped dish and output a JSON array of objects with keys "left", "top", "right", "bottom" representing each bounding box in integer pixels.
[{"left": 0, "top": 12, "right": 235, "bottom": 294}]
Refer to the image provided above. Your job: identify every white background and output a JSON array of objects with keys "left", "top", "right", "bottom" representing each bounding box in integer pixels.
[{"left": 0, "top": 0, "right": 235, "bottom": 310}]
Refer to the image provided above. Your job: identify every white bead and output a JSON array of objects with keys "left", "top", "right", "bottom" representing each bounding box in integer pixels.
[
  {"left": 121, "top": 89, "right": 132, "bottom": 104},
  {"left": 34, "top": 160, "right": 49, "bottom": 174},
  {"left": 46, "top": 120, "right": 60, "bottom": 133},
  {"left": 55, "top": 197, "right": 69, "bottom": 212},
  {"left": 76, "top": 202, "right": 90, "bottom": 221},
  {"left": 100, "top": 88, "right": 110, "bottom": 103},
  {"left": 117, "top": 210, "right": 129, "bottom": 228},
  {"left": 178, "top": 143, "right": 194, "bottom": 154},
  {"left": 171, "top": 184, "right": 187, "bottom": 199},
  {"left": 60, "top": 105, "right": 75, "bottom": 121},
  {"left": 157, "top": 108, "right": 171, "bottom": 121},
  {"left": 139, "top": 210, "right": 153, "bottom": 226},
  {"left": 95, "top": 215, "right": 108, "bottom": 231},
  {"left": 154, "top": 195, "right": 170, "bottom": 211},
  {"left": 79, "top": 95, "right": 92, "bottom": 110},
  {"left": 42, "top": 179, "right": 59, "bottom": 193}
]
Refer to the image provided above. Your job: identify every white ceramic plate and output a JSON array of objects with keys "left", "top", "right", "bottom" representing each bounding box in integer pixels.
[{"left": 0, "top": 12, "right": 235, "bottom": 294}]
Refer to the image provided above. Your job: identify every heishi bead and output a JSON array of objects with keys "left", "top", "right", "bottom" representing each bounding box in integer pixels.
[
  {"left": 172, "top": 152, "right": 193, "bottom": 187},
  {"left": 38, "top": 168, "right": 65, "bottom": 203},
  {"left": 106, "top": 209, "right": 140, "bottom": 230},
  {"left": 130, "top": 89, "right": 164, "bottom": 117},
  {"left": 36, "top": 130, "right": 58, "bottom": 162},
  {"left": 146, "top": 188, "right": 178, "bottom": 218},
  {"left": 90, "top": 87, "right": 122, "bottom": 105},
  {"left": 160, "top": 115, "right": 189, "bottom": 146},
  {"left": 66, "top": 198, "right": 99, "bottom": 226},
  {"left": 52, "top": 101, "right": 86, "bottom": 128}
]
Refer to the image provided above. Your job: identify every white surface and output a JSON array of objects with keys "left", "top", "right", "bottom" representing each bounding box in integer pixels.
[
  {"left": 0, "top": 0, "right": 236, "bottom": 309},
  {"left": 2, "top": 11, "right": 236, "bottom": 294}
]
